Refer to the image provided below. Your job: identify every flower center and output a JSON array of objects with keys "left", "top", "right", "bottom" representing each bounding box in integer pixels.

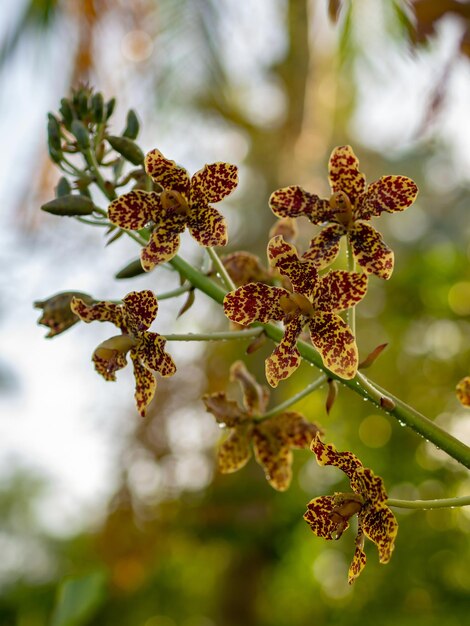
[
  {"left": 161, "top": 190, "right": 190, "bottom": 216},
  {"left": 330, "top": 191, "right": 353, "bottom": 228},
  {"left": 330, "top": 492, "right": 364, "bottom": 539},
  {"left": 279, "top": 292, "right": 315, "bottom": 319}
]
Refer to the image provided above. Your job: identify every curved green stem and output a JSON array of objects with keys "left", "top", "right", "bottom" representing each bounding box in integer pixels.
[
  {"left": 164, "top": 328, "right": 262, "bottom": 342},
  {"left": 256, "top": 374, "right": 328, "bottom": 422},
  {"left": 156, "top": 283, "right": 192, "bottom": 301},
  {"left": 387, "top": 495, "right": 470, "bottom": 510},
  {"left": 84, "top": 148, "right": 116, "bottom": 201},
  {"left": 206, "top": 247, "right": 236, "bottom": 291}
]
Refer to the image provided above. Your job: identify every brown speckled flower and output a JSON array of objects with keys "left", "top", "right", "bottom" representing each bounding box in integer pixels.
[
  {"left": 71, "top": 290, "right": 176, "bottom": 416},
  {"left": 223, "top": 235, "right": 368, "bottom": 386},
  {"left": 270, "top": 145, "right": 418, "bottom": 279},
  {"left": 203, "top": 361, "right": 321, "bottom": 491},
  {"left": 108, "top": 149, "right": 238, "bottom": 271},
  {"left": 304, "top": 434, "right": 398, "bottom": 584}
]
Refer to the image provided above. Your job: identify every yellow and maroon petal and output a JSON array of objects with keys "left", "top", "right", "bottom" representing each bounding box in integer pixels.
[
  {"left": 144, "top": 149, "right": 190, "bottom": 194},
  {"left": 302, "top": 223, "right": 345, "bottom": 269},
  {"left": 131, "top": 355, "right": 157, "bottom": 417},
  {"left": 91, "top": 335, "right": 134, "bottom": 381},
  {"left": 122, "top": 290, "right": 158, "bottom": 332},
  {"left": 456, "top": 376, "right": 470, "bottom": 407},
  {"left": 188, "top": 204, "right": 227, "bottom": 247},
  {"left": 108, "top": 190, "right": 161, "bottom": 230},
  {"left": 269, "top": 186, "right": 335, "bottom": 224},
  {"left": 191, "top": 162, "right": 238, "bottom": 203},
  {"left": 304, "top": 495, "right": 339, "bottom": 539},
  {"left": 136, "top": 332, "right": 176, "bottom": 377},
  {"left": 361, "top": 506, "right": 398, "bottom": 564},
  {"left": 313, "top": 270, "right": 368, "bottom": 313},
  {"left": 203, "top": 391, "right": 247, "bottom": 427},
  {"left": 223, "top": 283, "right": 288, "bottom": 326},
  {"left": 328, "top": 146, "right": 366, "bottom": 203},
  {"left": 71, "top": 297, "right": 124, "bottom": 330},
  {"left": 357, "top": 175, "right": 418, "bottom": 220},
  {"left": 272, "top": 411, "right": 322, "bottom": 448},
  {"left": 311, "top": 435, "right": 363, "bottom": 479},
  {"left": 218, "top": 424, "right": 253, "bottom": 473},
  {"left": 308, "top": 312, "right": 358, "bottom": 380},
  {"left": 140, "top": 226, "right": 181, "bottom": 271},
  {"left": 230, "top": 360, "right": 270, "bottom": 415},
  {"left": 351, "top": 467, "right": 388, "bottom": 505},
  {"left": 252, "top": 428, "right": 293, "bottom": 491},
  {"left": 268, "top": 235, "right": 318, "bottom": 297},
  {"left": 348, "top": 544, "right": 367, "bottom": 584},
  {"left": 349, "top": 222, "right": 394, "bottom": 280},
  {"left": 265, "top": 317, "right": 303, "bottom": 388}
]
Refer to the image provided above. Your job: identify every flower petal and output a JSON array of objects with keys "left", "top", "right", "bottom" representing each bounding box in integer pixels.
[
  {"left": 203, "top": 391, "right": 247, "bottom": 427},
  {"left": 313, "top": 270, "right": 368, "bottom": 313},
  {"left": 456, "top": 376, "right": 470, "bottom": 407},
  {"left": 271, "top": 411, "right": 322, "bottom": 448},
  {"left": 91, "top": 335, "right": 133, "bottom": 381},
  {"left": 191, "top": 162, "right": 238, "bottom": 203},
  {"left": 218, "top": 425, "right": 253, "bottom": 473},
  {"left": 361, "top": 505, "right": 398, "bottom": 564},
  {"left": 123, "top": 290, "right": 158, "bottom": 332},
  {"left": 269, "top": 186, "right": 334, "bottom": 224},
  {"left": 222, "top": 252, "right": 271, "bottom": 286},
  {"left": 224, "top": 283, "right": 288, "bottom": 326},
  {"left": 302, "top": 223, "right": 345, "bottom": 269},
  {"left": 265, "top": 317, "right": 303, "bottom": 387},
  {"left": 131, "top": 355, "right": 156, "bottom": 417},
  {"left": 188, "top": 204, "right": 227, "bottom": 247},
  {"left": 144, "top": 149, "right": 190, "bottom": 194},
  {"left": 349, "top": 222, "right": 394, "bottom": 279},
  {"left": 137, "top": 332, "right": 176, "bottom": 377},
  {"left": 304, "top": 495, "right": 338, "bottom": 539},
  {"left": 140, "top": 226, "right": 181, "bottom": 271},
  {"left": 108, "top": 190, "right": 161, "bottom": 230},
  {"left": 230, "top": 360, "right": 270, "bottom": 414},
  {"left": 348, "top": 544, "right": 367, "bottom": 584},
  {"left": 328, "top": 145, "right": 366, "bottom": 203},
  {"left": 267, "top": 235, "right": 317, "bottom": 297},
  {"left": 311, "top": 434, "right": 363, "bottom": 480},
  {"left": 351, "top": 467, "right": 388, "bottom": 506},
  {"left": 308, "top": 312, "right": 358, "bottom": 379},
  {"left": 71, "top": 297, "right": 124, "bottom": 330},
  {"left": 252, "top": 428, "right": 293, "bottom": 491},
  {"left": 357, "top": 175, "right": 418, "bottom": 220}
]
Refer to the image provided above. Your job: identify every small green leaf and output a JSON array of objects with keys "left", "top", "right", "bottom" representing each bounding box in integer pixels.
[
  {"left": 51, "top": 570, "right": 107, "bottom": 626},
  {"left": 115, "top": 257, "right": 145, "bottom": 279}
]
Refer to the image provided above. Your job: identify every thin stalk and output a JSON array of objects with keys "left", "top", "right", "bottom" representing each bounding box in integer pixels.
[
  {"left": 346, "top": 235, "right": 356, "bottom": 336},
  {"left": 256, "top": 374, "right": 328, "bottom": 422},
  {"left": 84, "top": 148, "right": 116, "bottom": 201},
  {"left": 164, "top": 328, "right": 262, "bottom": 342},
  {"left": 206, "top": 247, "right": 236, "bottom": 291},
  {"left": 387, "top": 495, "right": 470, "bottom": 510},
  {"left": 156, "top": 283, "right": 192, "bottom": 301}
]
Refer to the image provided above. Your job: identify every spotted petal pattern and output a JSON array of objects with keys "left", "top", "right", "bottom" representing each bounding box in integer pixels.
[
  {"left": 362, "top": 506, "right": 398, "bottom": 564},
  {"left": 187, "top": 204, "right": 227, "bottom": 247},
  {"left": 71, "top": 297, "right": 123, "bottom": 330},
  {"left": 141, "top": 225, "right": 183, "bottom": 272},
  {"left": 108, "top": 190, "right": 162, "bottom": 230},
  {"left": 357, "top": 175, "right": 418, "bottom": 220},
  {"left": 137, "top": 332, "right": 176, "bottom": 376},
  {"left": 308, "top": 311, "right": 358, "bottom": 379},
  {"left": 349, "top": 222, "right": 394, "bottom": 279},
  {"left": 145, "top": 149, "right": 190, "bottom": 194},
  {"left": 203, "top": 391, "right": 248, "bottom": 427},
  {"left": 269, "top": 186, "right": 335, "bottom": 224},
  {"left": 223, "top": 283, "right": 288, "bottom": 325},
  {"left": 265, "top": 317, "right": 303, "bottom": 388},
  {"left": 313, "top": 270, "right": 368, "bottom": 313},
  {"left": 131, "top": 355, "right": 157, "bottom": 417},
  {"left": 302, "top": 223, "right": 345, "bottom": 269},
  {"left": 123, "top": 290, "right": 158, "bottom": 333},
  {"left": 268, "top": 236, "right": 317, "bottom": 297},
  {"left": 456, "top": 376, "right": 470, "bottom": 407},
  {"left": 312, "top": 435, "right": 363, "bottom": 480},
  {"left": 191, "top": 162, "right": 238, "bottom": 203},
  {"left": 230, "top": 360, "right": 269, "bottom": 415},
  {"left": 328, "top": 145, "right": 366, "bottom": 203},
  {"left": 348, "top": 545, "right": 367, "bottom": 584},
  {"left": 304, "top": 496, "right": 338, "bottom": 539},
  {"left": 218, "top": 425, "right": 253, "bottom": 473}
]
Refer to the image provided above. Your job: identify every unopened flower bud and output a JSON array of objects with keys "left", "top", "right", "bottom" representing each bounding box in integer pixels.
[
  {"left": 59, "top": 97, "right": 74, "bottom": 128},
  {"left": 34, "top": 291, "right": 94, "bottom": 338},
  {"left": 115, "top": 258, "right": 146, "bottom": 279},
  {"left": 91, "top": 92, "right": 105, "bottom": 123},
  {"left": 71, "top": 120, "right": 90, "bottom": 150},
  {"left": 107, "top": 135, "right": 144, "bottom": 165},
  {"left": 105, "top": 97, "right": 116, "bottom": 120},
  {"left": 47, "top": 114, "right": 62, "bottom": 163},
  {"left": 41, "top": 194, "right": 95, "bottom": 216},
  {"left": 123, "top": 109, "right": 140, "bottom": 139},
  {"left": 55, "top": 177, "right": 71, "bottom": 198}
]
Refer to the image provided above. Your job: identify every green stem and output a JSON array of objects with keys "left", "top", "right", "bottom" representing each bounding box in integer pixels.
[
  {"left": 84, "top": 148, "right": 116, "bottom": 201},
  {"left": 164, "top": 328, "right": 262, "bottom": 342},
  {"left": 156, "top": 283, "right": 192, "bottom": 301},
  {"left": 206, "top": 247, "right": 236, "bottom": 291},
  {"left": 166, "top": 254, "right": 470, "bottom": 469},
  {"left": 387, "top": 495, "right": 470, "bottom": 510},
  {"left": 256, "top": 374, "right": 328, "bottom": 422},
  {"left": 346, "top": 235, "right": 356, "bottom": 336}
]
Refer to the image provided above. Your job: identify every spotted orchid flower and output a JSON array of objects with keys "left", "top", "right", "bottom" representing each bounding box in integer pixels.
[
  {"left": 223, "top": 235, "right": 368, "bottom": 386},
  {"left": 456, "top": 376, "right": 470, "bottom": 407},
  {"left": 108, "top": 149, "right": 238, "bottom": 271},
  {"left": 269, "top": 145, "right": 418, "bottom": 279},
  {"left": 304, "top": 435, "right": 398, "bottom": 584},
  {"left": 203, "top": 361, "right": 321, "bottom": 491},
  {"left": 71, "top": 290, "right": 176, "bottom": 416}
]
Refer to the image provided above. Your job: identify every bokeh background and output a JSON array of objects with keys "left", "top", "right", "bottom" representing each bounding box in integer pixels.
[{"left": 1, "top": 1, "right": 470, "bottom": 624}]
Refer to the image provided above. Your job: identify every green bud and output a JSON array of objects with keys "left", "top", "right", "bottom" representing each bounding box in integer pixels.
[
  {"left": 107, "top": 135, "right": 144, "bottom": 165},
  {"left": 76, "top": 90, "right": 90, "bottom": 118},
  {"left": 47, "top": 114, "right": 62, "bottom": 162},
  {"left": 59, "top": 98, "right": 74, "bottom": 128},
  {"left": 115, "top": 258, "right": 146, "bottom": 279},
  {"left": 105, "top": 97, "right": 116, "bottom": 120},
  {"left": 56, "top": 177, "right": 71, "bottom": 197},
  {"left": 92, "top": 92, "right": 105, "bottom": 123},
  {"left": 41, "top": 194, "right": 95, "bottom": 216},
  {"left": 71, "top": 120, "right": 90, "bottom": 150},
  {"left": 123, "top": 109, "right": 140, "bottom": 139}
]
